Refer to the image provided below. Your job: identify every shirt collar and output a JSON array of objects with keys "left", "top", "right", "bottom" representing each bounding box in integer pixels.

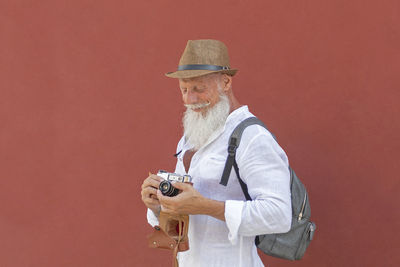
[{"left": 225, "top": 105, "right": 249, "bottom": 126}]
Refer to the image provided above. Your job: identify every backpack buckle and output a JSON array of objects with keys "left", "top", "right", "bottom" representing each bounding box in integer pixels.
[{"left": 228, "top": 145, "right": 237, "bottom": 156}]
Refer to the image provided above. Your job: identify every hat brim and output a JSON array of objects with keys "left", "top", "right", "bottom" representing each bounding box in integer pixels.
[{"left": 165, "top": 69, "right": 238, "bottom": 79}]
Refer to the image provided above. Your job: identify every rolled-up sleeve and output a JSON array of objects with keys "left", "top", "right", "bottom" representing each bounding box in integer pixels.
[
  {"left": 224, "top": 128, "right": 292, "bottom": 241},
  {"left": 224, "top": 200, "right": 244, "bottom": 244},
  {"left": 147, "top": 209, "right": 159, "bottom": 227}
]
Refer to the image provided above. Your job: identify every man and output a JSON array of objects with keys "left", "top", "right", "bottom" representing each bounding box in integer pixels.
[{"left": 141, "top": 39, "right": 292, "bottom": 267}]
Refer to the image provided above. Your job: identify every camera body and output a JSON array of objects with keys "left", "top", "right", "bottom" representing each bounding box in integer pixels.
[{"left": 157, "top": 170, "right": 192, "bottom": 197}]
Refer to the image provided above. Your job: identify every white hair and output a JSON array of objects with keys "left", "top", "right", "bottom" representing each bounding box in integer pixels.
[{"left": 183, "top": 85, "right": 230, "bottom": 150}]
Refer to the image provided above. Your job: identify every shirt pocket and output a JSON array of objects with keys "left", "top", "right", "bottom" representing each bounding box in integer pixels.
[{"left": 196, "top": 154, "right": 227, "bottom": 195}]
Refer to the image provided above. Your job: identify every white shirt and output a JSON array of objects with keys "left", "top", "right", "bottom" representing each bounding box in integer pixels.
[{"left": 147, "top": 106, "right": 292, "bottom": 267}]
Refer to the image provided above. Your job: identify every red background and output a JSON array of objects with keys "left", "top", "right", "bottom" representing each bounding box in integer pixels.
[{"left": 1, "top": 0, "right": 399, "bottom": 266}]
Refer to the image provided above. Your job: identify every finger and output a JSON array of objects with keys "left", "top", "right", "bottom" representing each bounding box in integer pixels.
[
  {"left": 156, "top": 189, "right": 164, "bottom": 201},
  {"left": 160, "top": 207, "right": 173, "bottom": 214},
  {"left": 150, "top": 174, "right": 162, "bottom": 181},
  {"left": 157, "top": 190, "right": 171, "bottom": 204},
  {"left": 157, "top": 190, "right": 180, "bottom": 208},
  {"left": 160, "top": 204, "right": 167, "bottom": 212},
  {"left": 160, "top": 204, "right": 177, "bottom": 215},
  {"left": 142, "top": 175, "right": 161, "bottom": 189},
  {"left": 141, "top": 187, "right": 158, "bottom": 200},
  {"left": 142, "top": 186, "right": 157, "bottom": 196},
  {"left": 144, "top": 198, "right": 160, "bottom": 207},
  {"left": 142, "top": 175, "right": 160, "bottom": 187},
  {"left": 170, "top": 182, "right": 191, "bottom": 191}
]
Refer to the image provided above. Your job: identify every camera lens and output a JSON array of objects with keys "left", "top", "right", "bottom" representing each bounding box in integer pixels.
[{"left": 159, "top": 180, "right": 179, "bottom": 197}]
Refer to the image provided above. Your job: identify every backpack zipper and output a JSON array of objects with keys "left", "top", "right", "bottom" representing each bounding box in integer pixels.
[{"left": 298, "top": 192, "right": 307, "bottom": 221}]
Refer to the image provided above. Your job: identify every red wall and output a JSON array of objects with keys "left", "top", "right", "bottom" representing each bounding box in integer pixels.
[{"left": 1, "top": 1, "right": 399, "bottom": 266}]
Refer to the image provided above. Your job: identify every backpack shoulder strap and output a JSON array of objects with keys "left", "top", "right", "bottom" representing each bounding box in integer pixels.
[{"left": 219, "top": 117, "right": 269, "bottom": 191}]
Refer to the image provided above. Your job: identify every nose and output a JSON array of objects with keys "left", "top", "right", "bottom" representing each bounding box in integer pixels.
[{"left": 183, "top": 91, "right": 198, "bottom": 105}]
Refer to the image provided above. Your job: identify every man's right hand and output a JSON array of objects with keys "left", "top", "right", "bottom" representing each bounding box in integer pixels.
[{"left": 141, "top": 174, "right": 161, "bottom": 216}]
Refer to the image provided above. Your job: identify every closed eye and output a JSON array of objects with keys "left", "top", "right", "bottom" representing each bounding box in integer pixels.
[{"left": 193, "top": 87, "right": 205, "bottom": 93}]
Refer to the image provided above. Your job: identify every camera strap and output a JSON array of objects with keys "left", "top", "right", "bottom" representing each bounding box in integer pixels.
[{"left": 173, "top": 218, "right": 184, "bottom": 267}]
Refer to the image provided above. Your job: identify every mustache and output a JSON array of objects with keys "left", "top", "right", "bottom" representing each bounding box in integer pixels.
[{"left": 184, "top": 101, "right": 211, "bottom": 110}]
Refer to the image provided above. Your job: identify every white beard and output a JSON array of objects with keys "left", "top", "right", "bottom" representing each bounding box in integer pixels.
[{"left": 183, "top": 94, "right": 230, "bottom": 150}]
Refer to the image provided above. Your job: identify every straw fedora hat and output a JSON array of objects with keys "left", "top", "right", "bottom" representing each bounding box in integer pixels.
[{"left": 165, "top": 39, "right": 238, "bottom": 79}]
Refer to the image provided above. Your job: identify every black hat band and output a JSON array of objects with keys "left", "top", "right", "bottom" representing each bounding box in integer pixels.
[{"left": 177, "top": 64, "right": 230, "bottom": 71}]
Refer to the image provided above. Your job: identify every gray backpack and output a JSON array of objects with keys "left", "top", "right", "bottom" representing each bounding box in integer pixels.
[{"left": 219, "top": 117, "right": 316, "bottom": 260}]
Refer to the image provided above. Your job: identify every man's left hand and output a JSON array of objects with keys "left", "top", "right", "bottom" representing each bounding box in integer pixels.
[
  {"left": 157, "top": 182, "right": 202, "bottom": 215},
  {"left": 156, "top": 182, "right": 226, "bottom": 221}
]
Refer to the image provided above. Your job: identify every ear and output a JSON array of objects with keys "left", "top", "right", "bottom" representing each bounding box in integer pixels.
[{"left": 221, "top": 74, "right": 232, "bottom": 92}]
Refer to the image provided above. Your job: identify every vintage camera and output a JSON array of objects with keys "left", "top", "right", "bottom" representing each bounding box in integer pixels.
[{"left": 157, "top": 170, "right": 192, "bottom": 197}]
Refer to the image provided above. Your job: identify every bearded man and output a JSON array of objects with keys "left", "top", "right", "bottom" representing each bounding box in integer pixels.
[{"left": 141, "top": 39, "right": 292, "bottom": 267}]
